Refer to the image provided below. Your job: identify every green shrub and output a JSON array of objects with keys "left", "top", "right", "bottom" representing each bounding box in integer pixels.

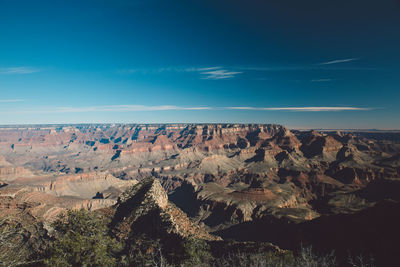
[
  {"left": 0, "top": 218, "right": 46, "bottom": 266},
  {"left": 180, "top": 237, "right": 212, "bottom": 266},
  {"left": 0, "top": 219, "right": 26, "bottom": 266},
  {"left": 124, "top": 235, "right": 167, "bottom": 266},
  {"left": 45, "top": 209, "right": 121, "bottom": 267}
]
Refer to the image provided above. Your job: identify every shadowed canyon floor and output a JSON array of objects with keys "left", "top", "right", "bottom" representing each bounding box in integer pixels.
[{"left": 0, "top": 124, "right": 400, "bottom": 265}]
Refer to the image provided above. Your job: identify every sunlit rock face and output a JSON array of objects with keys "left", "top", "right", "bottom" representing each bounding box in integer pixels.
[{"left": 0, "top": 124, "right": 399, "bottom": 228}]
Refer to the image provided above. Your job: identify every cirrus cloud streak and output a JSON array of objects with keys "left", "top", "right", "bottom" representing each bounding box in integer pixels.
[
  {"left": 317, "top": 58, "right": 360, "bottom": 65},
  {"left": 226, "top": 106, "right": 372, "bottom": 111},
  {"left": 0, "top": 67, "right": 41, "bottom": 74},
  {"left": 0, "top": 105, "right": 374, "bottom": 114},
  {"left": 0, "top": 99, "right": 25, "bottom": 103}
]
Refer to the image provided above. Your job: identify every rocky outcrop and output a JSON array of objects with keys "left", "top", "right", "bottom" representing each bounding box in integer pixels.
[
  {"left": 300, "top": 131, "right": 342, "bottom": 159},
  {"left": 0, "top": 125, "right": 399, "bottom": 266},
  {"left": 111, "top": 178, "right": 220, "bottom": 242},
  {"left": 0, "top": 124, "right": 399, "bottom": 235}
]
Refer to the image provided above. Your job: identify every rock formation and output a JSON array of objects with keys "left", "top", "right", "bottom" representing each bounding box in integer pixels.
[
  {"left": 0, "top": 124, "right": 399, "bottom": 225},
  {"left": 111, "top": 177, "right": 220, "bottom": 242},
  {"left": 0, "top": 124, "right": 399, "bottom": 266}
]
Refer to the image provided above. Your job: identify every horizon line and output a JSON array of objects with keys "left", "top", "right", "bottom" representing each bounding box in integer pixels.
[{"left": 0, "top": 122, "right": 398, "bottom": 131}]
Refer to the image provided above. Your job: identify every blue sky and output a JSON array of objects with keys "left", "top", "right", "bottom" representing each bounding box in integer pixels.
[{"left": 0, "top": 0, "right": 399, "bottom": 128}]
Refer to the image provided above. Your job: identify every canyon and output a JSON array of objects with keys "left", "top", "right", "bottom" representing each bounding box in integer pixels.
[{"left": 0, "top": 124, "right": 399, "bottom": 265}]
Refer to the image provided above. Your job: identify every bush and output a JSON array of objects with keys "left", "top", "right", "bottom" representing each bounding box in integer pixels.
[
  {"left": 0, "top": 218, "right": 46, "bottom": 266},
  {"left": 0, "top": 219, "right": 26, "bottom": 266},
  {"left": 295, "top": 245, "right": 337, "bottom": 267},
  {"left": 212, "top": 245, "right": 337, "bottom": 267},
  {"left": 123, "top": 237, "right": 171, "bottom": 267},
  {"left": 180, "top": 237, "right": 213, "bottom": 266},
  {"left": 45, "top": 209, "right": 121, "bottom": 267},
  {"left": 123, "top": 235, "right": 211, "bottom": 267},
  {"left": 347, "top": 253, "right": 375, "bottom": 267}
]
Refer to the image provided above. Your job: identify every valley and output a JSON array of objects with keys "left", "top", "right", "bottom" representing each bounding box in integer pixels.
[{"left": 1, "top": 124, "right": 399, "bottom": 265}]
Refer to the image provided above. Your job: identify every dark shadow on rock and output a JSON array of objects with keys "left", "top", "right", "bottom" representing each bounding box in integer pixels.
[
  {"left": 214, "top": 200, "right": 400, "bottom": 267},
  {"left": 245, "top": 148, "right": 265, "bottom": 163},
  {"left": 169, "top": 182, "right": 200, "bottom": 217},
  {"left": 111, "top": 150, "right": 121, "bottom": 161}
]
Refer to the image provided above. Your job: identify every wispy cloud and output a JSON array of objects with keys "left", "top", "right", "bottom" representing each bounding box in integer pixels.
[
  {"left": 200, "top": 69, "right": 242, "bottom": 80},
  {"left": 119, "top": 66, "right": 222, "bottom": 74},
  {"left": 0, "top": 67, "right": 41, "bottom": 74},
  {"left": 0, "top": 99, "right": 25, "bottom": 103},
  {"left": 119, "top": 66, "right": 241, "bottom": 80},
  {"left": 188, "top": 66, "right": 242, "bottom": 79},
  {"left": 310, "top": 79, "right": 332, "bottom": 82},
  {"left": 187, "top": 66, "right": 222, "bottom": 72},
  {"left": 237, "top": 66, "right": 316, "bottom": 71},
  {"left": 317, "top": 58, "right": 360, "bottom": 65},
  {"left": 119, "top": 60, "right": 376, "bottom": 81},
  {"left": 6, "top": 105, "right": 212, "bottom": 114},
  {"left": 226, "top": 106, "right": 372, "bottom": 112},
  {"left": 55, "top": 105, "right": 212, "bottom": 112},
  {"left": 235, "top": 64, "right": 375, "bottom": 72},
  {"left": 1, "top": 105, "right": 374, "bottom": 115}
]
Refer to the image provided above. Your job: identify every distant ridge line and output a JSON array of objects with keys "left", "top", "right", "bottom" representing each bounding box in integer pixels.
[{"left": 0, "top": 123, "right": 398, "bottom": 131}]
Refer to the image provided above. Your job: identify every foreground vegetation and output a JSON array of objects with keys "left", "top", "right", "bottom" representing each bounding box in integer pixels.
[{"left": 0, "top": 209, "right": 375, "bottom": 267}]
